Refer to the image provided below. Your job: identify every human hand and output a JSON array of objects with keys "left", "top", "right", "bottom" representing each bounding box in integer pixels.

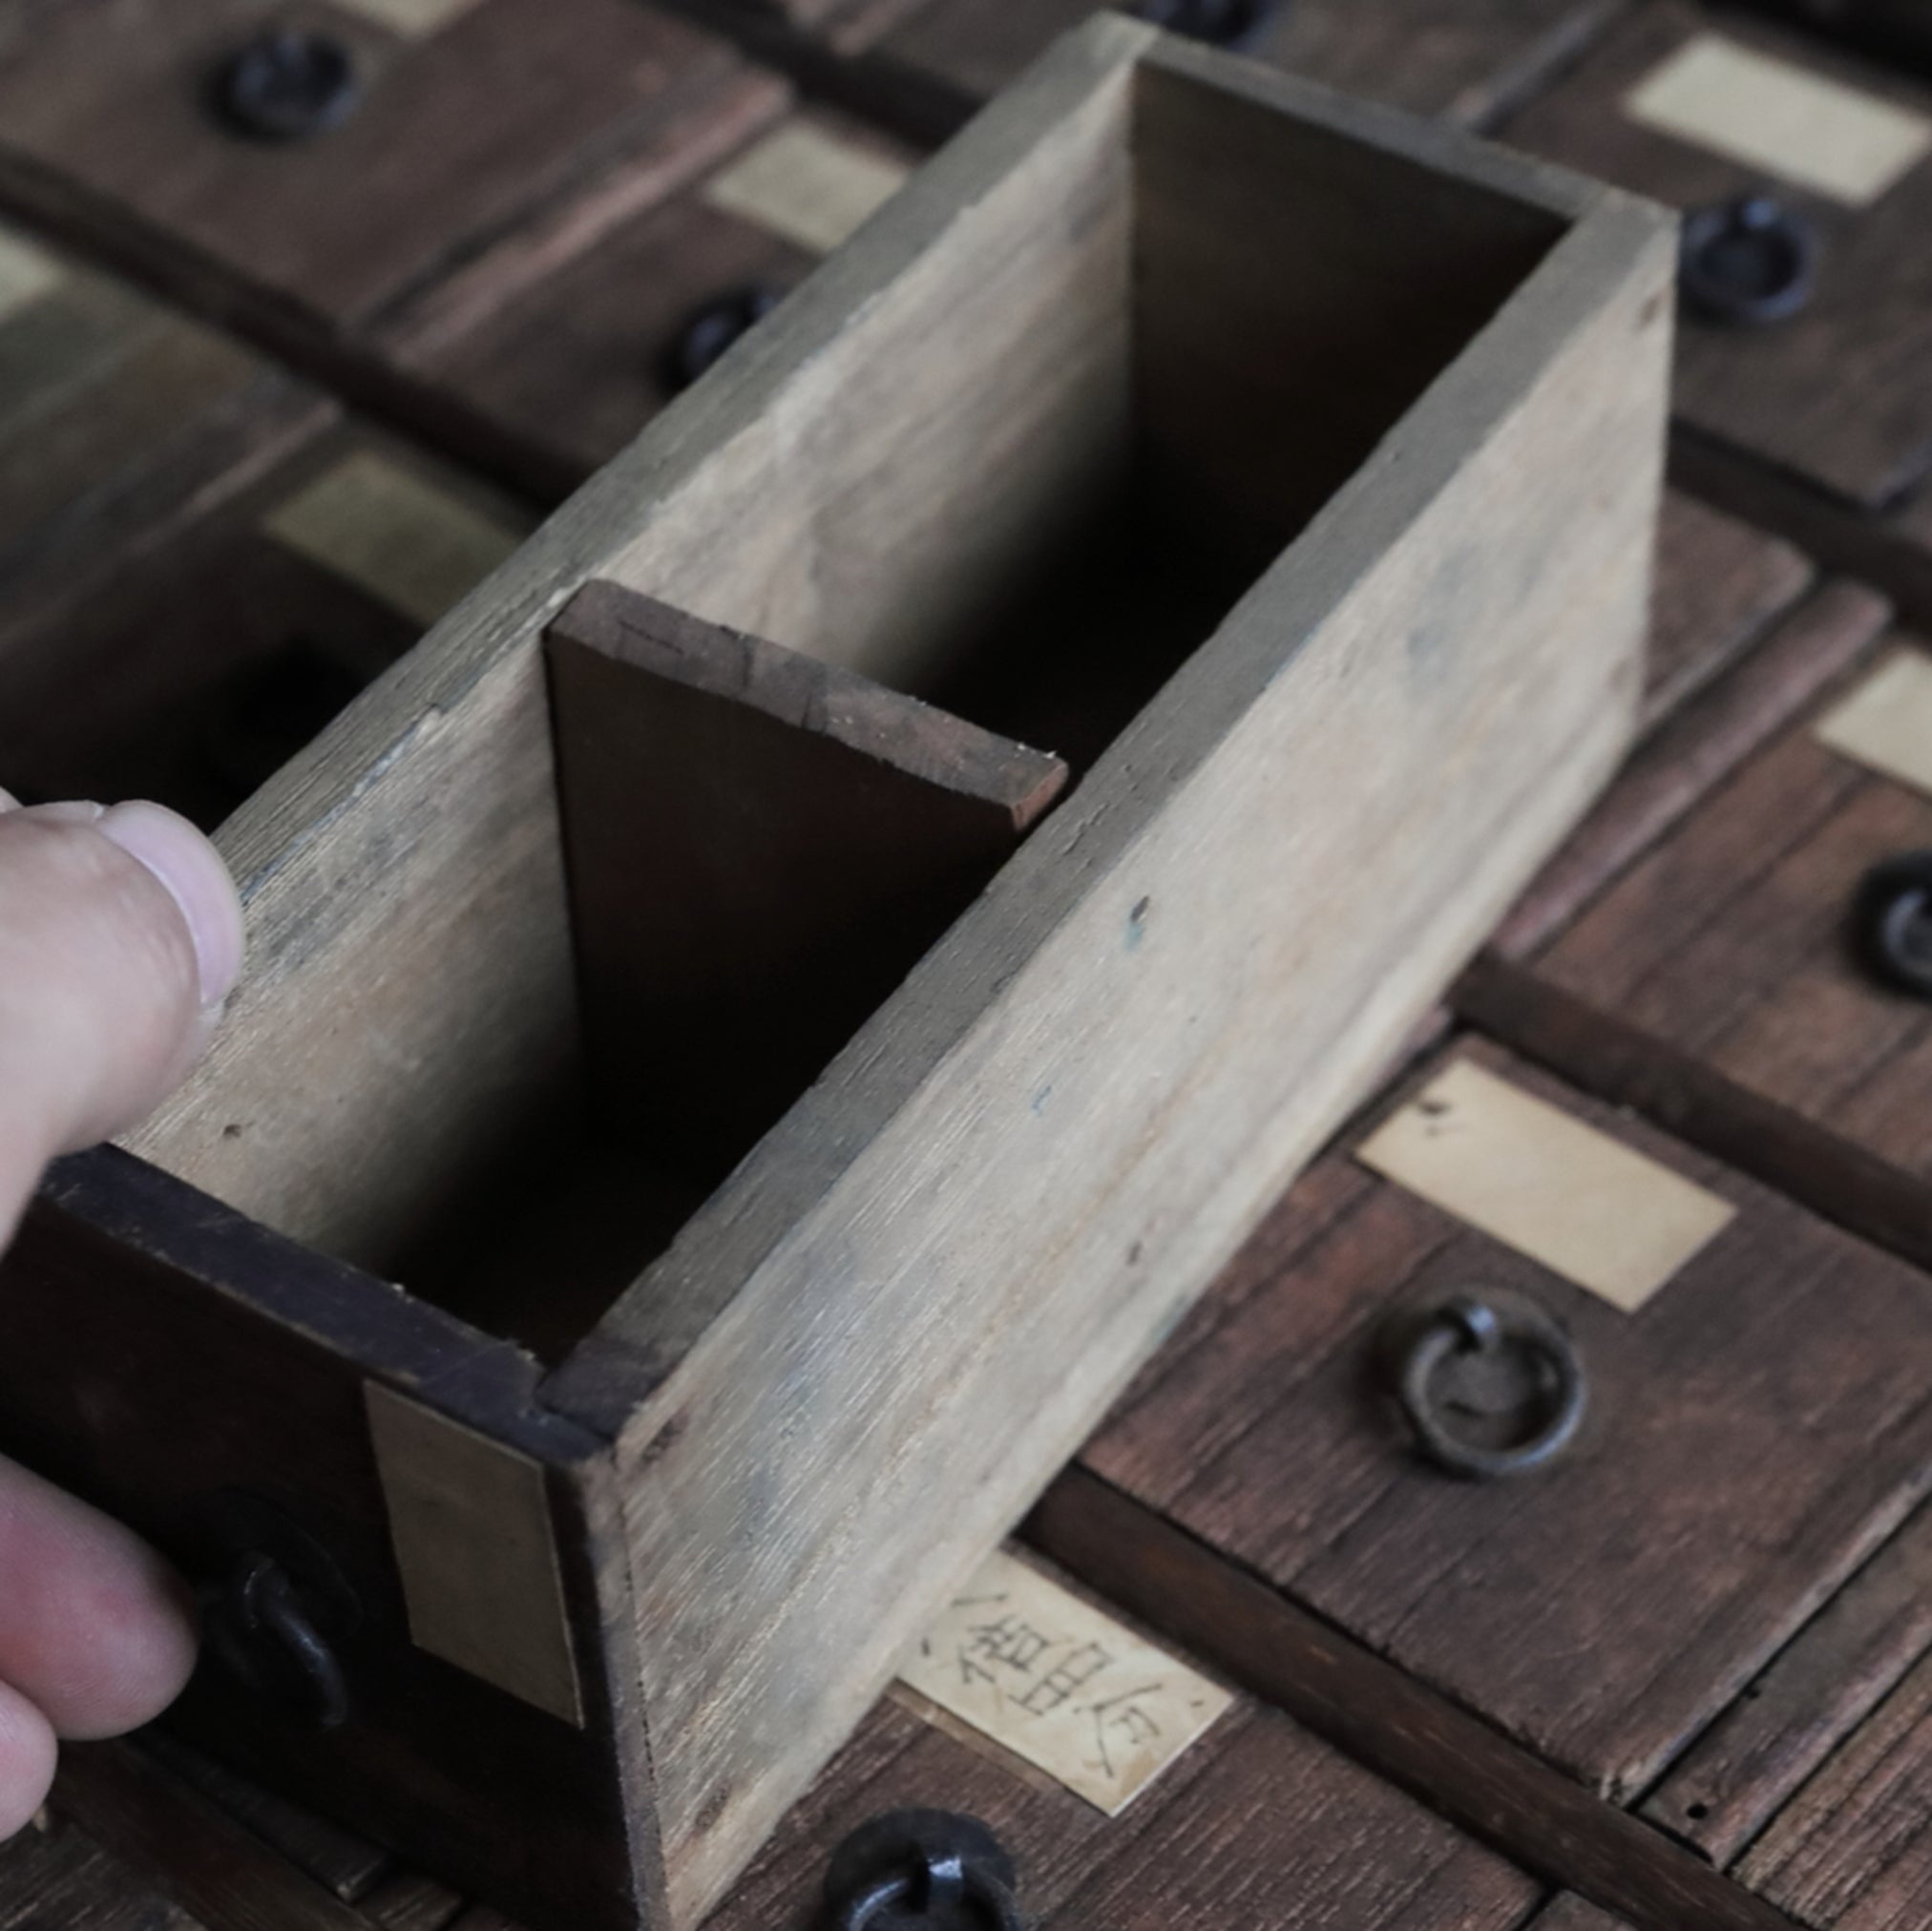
[{"left": 0, "top": 792, "right": 244, "bottom": 1834}]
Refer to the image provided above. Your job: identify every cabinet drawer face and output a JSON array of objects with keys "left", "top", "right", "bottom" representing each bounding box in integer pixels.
[
  {"left": 0, "top": 424, "right": 536, "bottom": 824},
  {"left": 0, "top": 0, "right": 742, "bottom": 331},
  {"left": 0, "top": 216, "right": 324, "bottom": 645},
  {"left": 1082, "top": 1037, "right": 1932, "bottom": 1802},
  {"left": 873, "top": 0, "right": 1624, "bottom": 127},
  {"left": 1500, "top": 1, "right": 1932, "bottom": 510},
  {"left": 419, "top": 107, "right": 920, "bottom": 488},
  {"left": 1520, "top": 623, "right": 1932, "bottom": 1221},
  {"left": 709, "top": 1618, "right": 1538, "bottom": 1931}
]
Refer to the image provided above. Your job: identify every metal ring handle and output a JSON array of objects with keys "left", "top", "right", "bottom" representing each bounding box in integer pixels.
[
  {"left": 1396, "top": 1293, "right": 1586, "bottom": 1480},
  {"left": 1855, "top": 851, "right": 1932, "bottom": 999},
  {"left": 206, "top": 1553, "right": 350, "bottom": 1730},
  {"left": 1679, "top": 194, "right": 1818, "bottom": 326},
  {"left": 829, "top": 1861, "right": 1023, "bottom": 1931}
]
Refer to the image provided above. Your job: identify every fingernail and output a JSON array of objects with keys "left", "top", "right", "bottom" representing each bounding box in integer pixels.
[{"left": 96, "top": 802, "right": 245, "bottom": 1010}]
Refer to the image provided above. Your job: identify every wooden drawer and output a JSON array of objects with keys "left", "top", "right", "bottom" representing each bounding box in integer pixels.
[
  {"left": 0, "top": 213, "right": 325, "bottom": 659},
  {"left": 0, "top": 0, "right": 747, "bottom": 346},
  {"left": 866, "top": 0, "right": 1627, "bottom": 135},
  {"left": 1496, "top": 2, "right": 1932, "bottom": 623},
  {"left": 0, "top": 23, "right": 1670, "bottom": 1931},
  {"left": 1474, "top": 616, "right": 1932, "bottom": 1270},
  {"left": 1078, "top": 1035, "right": 1932, "bottom": 1803},
  {"left": 392, "top": 103, "right": 921, "bottom": 494},
  {"left": 0, "top": 421, "right": 536, "bottom": 828}
]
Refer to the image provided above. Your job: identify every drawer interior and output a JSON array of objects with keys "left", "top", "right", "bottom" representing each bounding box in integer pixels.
[{"left": 209, "top": 58, "right": 1572, "bottom": 1361}]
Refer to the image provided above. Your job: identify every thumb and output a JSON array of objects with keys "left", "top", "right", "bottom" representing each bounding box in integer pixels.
[{"left": 0, "top": 796, "right": 243, "bottom": 1244}]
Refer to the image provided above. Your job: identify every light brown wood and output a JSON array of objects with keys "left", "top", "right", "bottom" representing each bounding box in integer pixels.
[{"left": 94, "top": 18, "right": 1672, "bottom": 1925}]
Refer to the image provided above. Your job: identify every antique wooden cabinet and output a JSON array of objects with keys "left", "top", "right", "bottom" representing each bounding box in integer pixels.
[{"left": 0, "top": 21, "right": 1671, "bottom": 1930}]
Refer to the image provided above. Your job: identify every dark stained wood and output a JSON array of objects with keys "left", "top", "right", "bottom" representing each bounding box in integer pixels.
[
  {"left": 397, "top": 105, "right": 918, "bottom": 492},
  {"left": 1642, "top": 1501, "right": 1932, "bottom": 1866},
  {"left": 1734, "top": 1650, "right": 1932, "bottom": 1928},
  {"left": 866, "top": 0, "right": 1626, "bottom": 137},
  {"left": 358, "top": 1872, "right": 464, "bottom": 1931},
  {"left": 0, "top": 1811, "right": 204, "bottom": 1931},
  {"left": 545, "top": 580, "right": 1066, "bottom": 1166},
  {"left": 1527, "top": 1901, "right": 1632, "bottom": 1931},
  {"left": 0, "top": 420, "right": 535, "bottom": 828},
  {"left": 137, "top": 1734, "right": 390, "bottom": 1903},
  {"left": 1487, "top": 619, "right": 1932, "bottom": 1258},
  {"left": 1071, "top": 1035, "right": 1932, "bottom": 1804},
  {"left": 1499, "top": 2, "right": 1932, "bottom": 509},
  {"left": 1496, "top": 577, "right": 1891, "bottom": 958},
  {"left": 0, "top": 1145, "right": 651, "bottom": 1931},
  {"left": 0, "top": 0, "right": 746, "bottom": 340},
  {"left": 53, "top": 1743, "right": 386, "bottom": 1931},
  {"left": 1025, "top": 1467, "right": 1797, "bottom": 1931}
]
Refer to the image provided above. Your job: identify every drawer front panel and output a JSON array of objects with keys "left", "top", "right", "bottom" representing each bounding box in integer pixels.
[
  {"left": 1501, "top": 1, "right": 1932, "bottom": 509},
  {"left": 1080, "top": 1038, "right": 1932, "bottom": 1800}
]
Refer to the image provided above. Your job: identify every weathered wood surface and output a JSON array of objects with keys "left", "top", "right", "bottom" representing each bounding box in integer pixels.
[
  {"left": 1027, "top": 1470, "right": 1797, "bottom": 1931},
  {"left": 0, "top": 0, "right": 748, "bottom": 341},
  {"left": 1501, "top": 1, "right": 1932, "bottom": 510},
  {"left": 868, "top": 0, "right": 1626, "bottom": 135},
  {"left": 1484, "top": 617, "right": 1932, "bottom": 1261},
  {"left": 1075, "top": 1035, "right": 1932, "bottom": 1802}
]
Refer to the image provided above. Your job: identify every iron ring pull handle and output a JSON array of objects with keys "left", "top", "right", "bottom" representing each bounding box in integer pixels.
[
  {"left": 822, "top": 1810, "right": 1024, "bottom": 1931},
  {"left": 205, "top": 1552, "right": 351, "bottom": 1730},
  {"left": 829, "top": 1857, "right": 1023, "bottom": 1931},
  {"left": 1396, "top": 1293, "right": 1586, "bottom": 1480},
  {"left": 1855, "top": 852, "right": 1932, "bottom": 998}
]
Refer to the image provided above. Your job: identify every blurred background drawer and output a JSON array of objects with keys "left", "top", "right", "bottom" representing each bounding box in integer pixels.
[
  {"left": 1496, "top": 2, "right": 1932, "bottom": 626},
  {"left": 861, "top": 0, "right": 1628, "bottom": 138},
  {"left": 0, "top": 213, "right": 327, "bottom": 662},
  {"left": 0, "top": 0, "right": 753, "bottom": 351},
  {"left": 0, "top": 420, "right": 536, "bottom": 826},
  {"left": 388, "top": 100, "right": 919, "bottom": 494}
]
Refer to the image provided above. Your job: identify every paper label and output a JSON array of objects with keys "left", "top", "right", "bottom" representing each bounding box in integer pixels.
[
  {"left": 1626, "top": 33, "right": 1932, "bottom": 207},
  {"left": 897, "top": 1549, "right": 1232, "bottom": 1815},
  {"left": 1816, "top": 647, "right": 1932, "bottom": 798},
  {"left": 703, "top": 121, "right": 911, "bottom": 257},
  {"left": 0, "top": 225, "right": 62, "bottom": 325},
  {"left": 262, "top": 451, "right": 524, "bottom": 629},
  {"left": 1355, "top": 1059, "right": 1736, "bottom": 1313},
  {"left": 335, "top": 0, "right": 482, "bottom": 37}
]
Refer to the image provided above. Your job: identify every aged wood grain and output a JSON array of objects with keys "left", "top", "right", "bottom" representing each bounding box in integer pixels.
[
  {"left": 1499, "top": 1, "right": 1932, "bottom": 508},
  {"left": 1026, "top": 1467, "right": 1798, "bottom": 1931},
  {"left": 1499, "top": 619, "right": 1932, "bottom": 1246},
  {"left": 1078, "top": 1035, "right": 1932, "bottom": 1802},
  {"left": 1643, "top": 1501, "right": 1932, "bottom": 1866}
]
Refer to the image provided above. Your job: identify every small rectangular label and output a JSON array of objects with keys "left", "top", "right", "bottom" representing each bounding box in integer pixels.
[
  {"left": 0, "top": 225, "right": 61, "bottom": 324},
  {"left": 367, "top": 1384, "right": 584, "bottom": 1726},
  {"left": 1816, "top": 648, "right": 1932, "bottom": 798},
  {"left": 896, "top": 1548, "right": 1232, "bottom": 1815},
  {"left": 1626, "top": 33, "right": 1932, "bottom": 207},
  {"left": 1355, "top": 1059, "right": 1736, "bottom": 1313},
  {"left": 335, "top": 0, "right": 482, "bottom": 37},
  {"left": 703, "top": 121, "right": 910, "bottom": 257},
  {"left": 262, "top": 451, "right": 524, "bottom": 629}
]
